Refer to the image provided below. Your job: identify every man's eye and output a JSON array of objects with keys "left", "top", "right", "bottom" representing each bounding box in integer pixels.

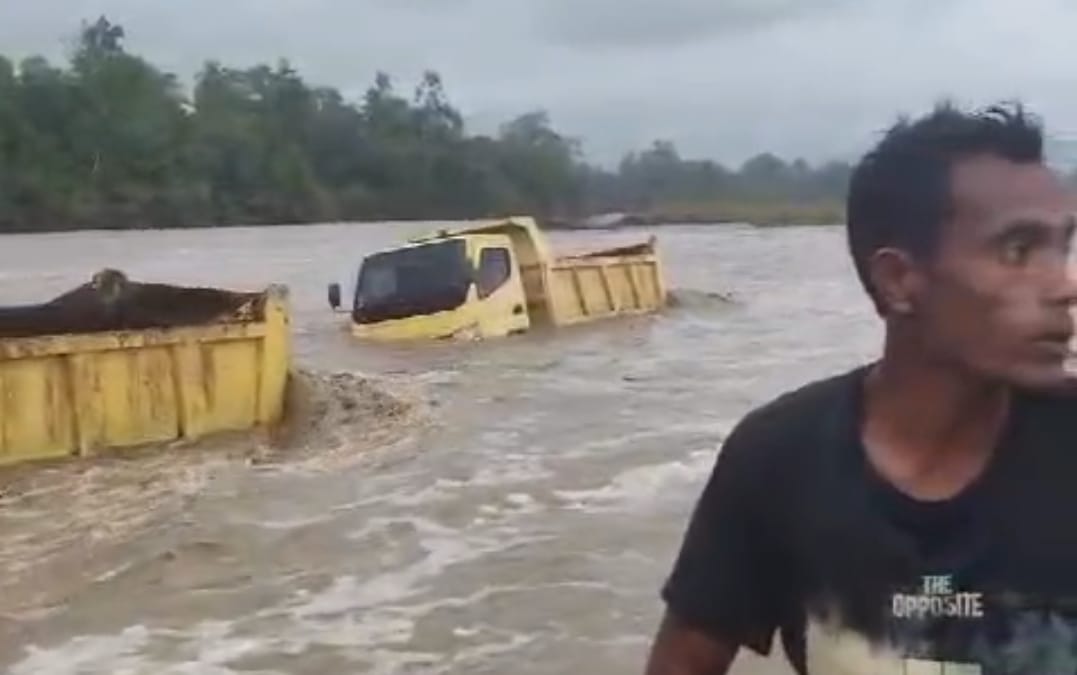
[{"left": 1000, "top": 240, "right": 1033, "bottom": 265}]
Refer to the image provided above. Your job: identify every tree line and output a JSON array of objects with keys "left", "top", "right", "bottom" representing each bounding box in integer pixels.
[{"left": 0, "top": 17, "right": 854, "bottom": 234}]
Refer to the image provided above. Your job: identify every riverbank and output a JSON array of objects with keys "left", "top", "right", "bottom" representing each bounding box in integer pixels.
[
  {"left": 1, "top": 201, "right": 845, "bottom": 237},
  {"left": 549, "top": 199, "right": 845, "bottom": 230}
]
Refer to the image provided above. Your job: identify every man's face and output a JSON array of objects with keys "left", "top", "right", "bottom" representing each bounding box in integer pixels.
[{"left": 914, "top": 155, "right": 1077, "bottom": 391}]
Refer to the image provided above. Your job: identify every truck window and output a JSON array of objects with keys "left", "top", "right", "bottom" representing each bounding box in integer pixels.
[
  {"left": 477, "top": 248, "right": 512, "bottom": 299},
  {"left": 353, "top": 239, "right": 472, "bottom": 323}
]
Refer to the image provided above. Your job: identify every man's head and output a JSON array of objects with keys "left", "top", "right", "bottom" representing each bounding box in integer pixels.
[{"left": 847, "top": 102, "right": 1077, "bottom": 390}]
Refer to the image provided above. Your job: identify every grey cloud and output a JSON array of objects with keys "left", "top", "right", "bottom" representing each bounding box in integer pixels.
[
  {"left": 1, "top": 0, "right": 1076, "bottom": 168},
  {"left": 533, "top": 0, "right": 857, "bottom": 48}
]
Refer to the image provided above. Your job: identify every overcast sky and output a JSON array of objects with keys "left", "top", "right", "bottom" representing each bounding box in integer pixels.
[{"left": 2, "top": 0, "right": 1076, "bottom": 167}]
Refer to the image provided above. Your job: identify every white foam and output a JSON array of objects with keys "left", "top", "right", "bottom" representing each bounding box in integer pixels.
[
  {"left": 10, "top": 625, "right": 151, "bottom": 675},
  {"left": 348, "top": 649, "right": 442, "bottom": 675},
  {"left": 12, "top": 556, "right": 592, "bottom": 674},
  {"left": 291, "top": 610, "right": 416, "bottom": 648},
  {"left": 301, "top": 519, "right": 537, "bottom": 609},
  {"left": 93, "top": 560, "right": 135, "bottom": 583},
  {"left": 220, "top": 514, "right": 333, "bottom": 536},
  {"left": 9, "top": 620, "right": 287, "bottom": 675},
  {"left": 248, "top": 533, "right": 552, "bottom": 663},
  {"left": 553, "top": 449, "right": 714, "bottom": 512},
  {"left": 292, "top": 574, "right": 415, "bottom": 620},
  {"left": 382, "top": 457, "right": 551, "bottom": 512},
  {"left": 413, "top": 369, "right": 462, "bottom": 386},
  {"left": 382, "top": 478, "right": 470, "bottom": 508},
  {"left": 190, "top": 621, "right": 262, "bottom": 664},
  {"left": 505, "top": 493, "right": 535, "bottom": 507},
  {"left": 164, "top": 665, "right": 254, "bottom": 675},
  {"left": 467, "top": 453, "right": 553, "bottom": 486},
  {"left": 345, "top": 514, "right": 458, "bottom": 543},
  {"left": 453, "top": 626, "right": 482, "bottom": 638},
  {"left": 557, "top": 421, "right": 729, "bottom": 459},
  {"left": 438, "top": 631, "right": 536, "bottom": 673},
  {"left": 246, "top": 514, "right": 335, "bottom": 531},
  {"left": 473, "top": 493, "right": 544, "bottom": 523}
]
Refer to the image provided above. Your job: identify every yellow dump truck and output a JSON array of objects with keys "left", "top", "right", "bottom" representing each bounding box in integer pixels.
[
  {"left": 0, "top": 270, "right": 291, "bottom": 468},
  {"left": 327, "top": 216, "right": 667, "bottom": 341}
]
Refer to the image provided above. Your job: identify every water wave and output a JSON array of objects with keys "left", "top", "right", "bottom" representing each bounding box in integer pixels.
[
  {"left": 0, "top": 369, "right": 422, "bottom": 619},
  {"left": 666, "top": 287, "right": 739, "bottom": 309}
]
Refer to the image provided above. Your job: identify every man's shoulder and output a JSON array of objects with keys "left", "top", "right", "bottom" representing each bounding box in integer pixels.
[
  {"left": 734, "top": 367, "right": 861, "bottom": 441},
  {"left": 1014, "top": 386, "right": 1077, "bottom": 440},
  {"left": 1018, "top": 386, "right": 1077, "bottom": 416},
  {"left": 719, "top": 366, "right": 863, "bottom": 472}
]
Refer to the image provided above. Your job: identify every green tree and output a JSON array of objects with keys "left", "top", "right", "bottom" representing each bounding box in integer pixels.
[{"left": 0, "top": 16, "right": 853, "bottom": 233}]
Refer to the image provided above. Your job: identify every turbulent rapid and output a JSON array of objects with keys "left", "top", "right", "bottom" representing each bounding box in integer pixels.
[{"left": 0, "top": 222, "right": 880, "bottom": 674}]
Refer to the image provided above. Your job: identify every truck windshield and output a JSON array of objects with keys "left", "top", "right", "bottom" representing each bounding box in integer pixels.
[{"left": 353, "top": 239, "right": 472, "bottom": 324}]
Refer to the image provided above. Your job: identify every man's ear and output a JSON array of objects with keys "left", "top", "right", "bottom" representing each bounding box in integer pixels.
[{"left": 868, "top": 247, "right": 925, "bottom": 317}]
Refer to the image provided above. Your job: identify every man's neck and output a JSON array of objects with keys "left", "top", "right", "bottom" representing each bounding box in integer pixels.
[{"left": 861, "top": 339, "right": 1012, "bottom": 502}]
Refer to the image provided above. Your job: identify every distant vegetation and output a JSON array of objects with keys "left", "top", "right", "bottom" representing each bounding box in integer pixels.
[{"left": 0, "top": 17, "right": 855, "bottom": 234}]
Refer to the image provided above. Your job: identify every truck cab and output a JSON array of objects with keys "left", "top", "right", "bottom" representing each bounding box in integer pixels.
[{"left": 330, "top": 231, "right": 531, "bottom": 341}]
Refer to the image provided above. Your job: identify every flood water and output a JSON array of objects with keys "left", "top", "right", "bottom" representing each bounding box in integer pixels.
[{"left": 0, "top": 222, "right": 881, "bottom": 674}]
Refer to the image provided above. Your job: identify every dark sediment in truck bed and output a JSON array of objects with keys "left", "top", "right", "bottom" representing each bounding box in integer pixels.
[{"left": 0, "top": 269, "right": 264, "bottom": 338}]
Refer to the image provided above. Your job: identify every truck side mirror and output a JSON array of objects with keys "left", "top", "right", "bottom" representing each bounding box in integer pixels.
[{"left": 328, "top": 283, "right": 342, "bottom": 310}]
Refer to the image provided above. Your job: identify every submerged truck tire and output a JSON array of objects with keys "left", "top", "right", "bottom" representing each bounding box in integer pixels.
[{"left": 0, "top": 271, "right": 292, "bottom": 468}]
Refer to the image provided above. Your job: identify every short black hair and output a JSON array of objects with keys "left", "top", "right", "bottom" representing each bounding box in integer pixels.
[{"left": 846, "top": 101, "right": 1045, "bottom": 314}]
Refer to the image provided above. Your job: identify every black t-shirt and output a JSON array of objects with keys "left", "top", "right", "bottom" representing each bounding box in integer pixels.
[{"left": 661, "top": 364, "right": 1077, "bottom": 674}]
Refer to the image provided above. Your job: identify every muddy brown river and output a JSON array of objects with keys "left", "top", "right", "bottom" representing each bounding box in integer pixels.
[{"left": 0, "top": 222, "right": 880, "bottom": 674}]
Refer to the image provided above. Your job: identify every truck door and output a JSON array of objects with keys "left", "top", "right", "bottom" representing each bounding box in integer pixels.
[{"left": 474, "top": 245, "right": 530, "bottom": 337}]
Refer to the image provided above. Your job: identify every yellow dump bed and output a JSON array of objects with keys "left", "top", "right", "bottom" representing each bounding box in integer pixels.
[
  {"left": 0, "top": 271, "right": 291, "bottom": 468},
  {"left": 542, "top": 237, "right": 666, "bottom": 326}
]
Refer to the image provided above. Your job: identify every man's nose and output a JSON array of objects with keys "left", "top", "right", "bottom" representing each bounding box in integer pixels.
[{"left": 1056, "top": 256, "right": 1077, "bottom": 305}]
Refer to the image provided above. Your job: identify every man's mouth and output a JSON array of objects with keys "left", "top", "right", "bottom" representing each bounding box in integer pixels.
[{"left": 1033, "top": 330, "right": 1075, "bottom": 357}]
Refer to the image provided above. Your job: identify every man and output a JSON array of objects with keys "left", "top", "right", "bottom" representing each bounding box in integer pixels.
[{"left": 645, "top": 102, "right": 1077, "bottom": 674}]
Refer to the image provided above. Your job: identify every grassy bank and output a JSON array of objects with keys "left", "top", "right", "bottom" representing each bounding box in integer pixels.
[{"left": 632, "top": 198, "right": 846, "bottom": 227}]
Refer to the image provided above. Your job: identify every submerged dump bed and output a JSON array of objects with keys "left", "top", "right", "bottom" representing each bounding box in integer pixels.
[
  {"left": 543, "top": 236, "right": 666, "bottom": 326},
  {"left": 0, "top": 270, "right": 291, "bottom": 468}
]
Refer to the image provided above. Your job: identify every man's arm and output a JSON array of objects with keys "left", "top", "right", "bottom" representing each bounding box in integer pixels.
[
  {"left": 644, "top": 611, "right": 738, "bottom": 675},
  {"left": 645, "top": 409, "right": 787, "bottom": 675}
]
